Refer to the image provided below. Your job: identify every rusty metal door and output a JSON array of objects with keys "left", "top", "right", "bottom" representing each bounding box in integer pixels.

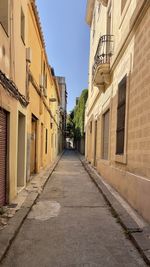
[{"left": 0, "top": 109, "right": 7, "bottom": 205}]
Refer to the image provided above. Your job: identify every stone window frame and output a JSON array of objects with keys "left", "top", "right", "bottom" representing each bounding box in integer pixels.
[
  {"left": 115, "top": 72, "right": 130, "bottom": 164},
  {"left": 102, "top": 109, "right": 110, "bottom": 160},
  {"left": 100, "top": 103, "right": 112, "bottom": 162},
  {"left": 116, "top": 75, "right": 127, "bottom": 155}
]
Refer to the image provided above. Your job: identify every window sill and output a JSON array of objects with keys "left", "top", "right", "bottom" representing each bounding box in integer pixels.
[{"left": 115, "top": 154, "right": 127, "bottom": 164}]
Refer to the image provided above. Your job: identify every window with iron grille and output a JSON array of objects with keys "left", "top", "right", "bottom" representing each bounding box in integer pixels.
[
  {"left": 102, "top": 110, "right": 110, "bottom": 160},
  {"left": 116, "top": 76, "right": 127, "bottom": 154},
  {"left": 0, "top": 0, "right": 9, "bottom": 35}
]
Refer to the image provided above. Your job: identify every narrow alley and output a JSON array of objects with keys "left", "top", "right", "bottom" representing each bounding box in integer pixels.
[{"left": 1, "top": 151, "right": 146, "bottom": 267}]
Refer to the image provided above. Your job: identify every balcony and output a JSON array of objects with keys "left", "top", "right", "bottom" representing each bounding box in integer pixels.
[{"left": 92, "top": 35, "right": 114, "bottom": 90}]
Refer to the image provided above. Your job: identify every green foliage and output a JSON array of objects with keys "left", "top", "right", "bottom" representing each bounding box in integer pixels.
[
  {"left": 74, "top": 89, "right": 88, "bottom": 140},
  {"left": 66, "top": 111, "right": 75, "bottom": 139},
  {"left": 66, "top": 89, "right": 88, "bottom": 142}
]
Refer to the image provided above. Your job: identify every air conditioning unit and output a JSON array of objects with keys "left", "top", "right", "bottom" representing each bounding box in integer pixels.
[{"left": 26, "top": 47, "right": 32, "bottom": 63}]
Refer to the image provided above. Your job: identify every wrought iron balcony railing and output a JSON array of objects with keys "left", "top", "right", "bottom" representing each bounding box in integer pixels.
[{"left": 92, "top": 34, "right": 114, "bottom": 78}]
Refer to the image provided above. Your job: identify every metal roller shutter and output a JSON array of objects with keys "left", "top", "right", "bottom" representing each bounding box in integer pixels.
[{"left": 0, "top": 109, "right": 7, "bottom": 206}]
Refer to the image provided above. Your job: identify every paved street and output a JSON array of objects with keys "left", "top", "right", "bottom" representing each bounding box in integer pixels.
[{"left": 2, "top": 150, "right": 146, "bottom": 267}]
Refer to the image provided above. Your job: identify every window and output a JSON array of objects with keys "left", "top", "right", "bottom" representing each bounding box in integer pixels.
[
  {"left": 43, "top": 62, "right": 46, "bottom": 76},
  {"left": 102, "top": 110, "right": 110, "bottom": 160},
  {"left": 0, "top": 0, "right": 9, "bottom": 34},
  {"left": 116, "top": 76, "right": 127, "bottom": 154},
  {"left": 45, "top": 129, "right": 48, "bottom": 154},
  {"left": 98, "top": 2, "right": 101, "bottom": 15},
  {"left": 55, "top": 134, "right": 56, "bottom": 148},
  {"left": 121, "top": 0, "right": 128, "bottom": 14},
  {"left": 107, "top": 6, "right": 112, "bottom": 36},
  {"left": 92, "top": 10, "right": 96, "bottom": 39},
  {"left": 21, "top": 8, "right": 25, "bottom": 43},
  {"left": 42, "top": 62, "right": 47, "bottom": 97},
  {"left": 43, "top": 72, "right": 47, "bottom": 97},
  {"left": 45, "top": 73, "right": 47, "bottom": 88},
  {"left": 90, "top": 121, "right": 92, "bottom": 134},
  {"left": 51, "top": 133, "right": 53, "bottom": 148}
]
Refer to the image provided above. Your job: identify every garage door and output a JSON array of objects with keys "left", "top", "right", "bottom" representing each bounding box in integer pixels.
[{"left": 0, "top": 109, "right": 7, "bottom": 205}]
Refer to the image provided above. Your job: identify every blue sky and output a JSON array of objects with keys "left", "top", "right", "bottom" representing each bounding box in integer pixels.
[{"left": 36, "top": 0, "right": 90, "bottom": 112}]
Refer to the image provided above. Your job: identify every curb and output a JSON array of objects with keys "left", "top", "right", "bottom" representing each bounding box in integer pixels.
[
  {"left": 0, "top": 151, "right": 64, "bottom": 263},
  {"left": 78, "top": 155, "right": 150, "bottom": 266}
]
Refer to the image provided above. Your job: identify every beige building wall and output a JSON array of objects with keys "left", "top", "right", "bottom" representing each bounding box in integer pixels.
[{"left": 85, "top": 0, "right": 150, "bottom": 222}]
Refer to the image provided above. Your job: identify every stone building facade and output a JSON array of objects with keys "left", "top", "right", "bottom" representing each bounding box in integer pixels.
[{"left": 85, "top": 0, "right": 150, "bottom": 222}]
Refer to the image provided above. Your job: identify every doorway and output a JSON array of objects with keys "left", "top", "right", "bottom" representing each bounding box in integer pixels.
[
  {"left": 0, "top": 109, "right": 7, "bottom": 205},
  {"left": 30, "top": 115, "right": 37, "bottom": 174},
  {"left": 41, "top": 123, "right": 44, "bottom": 167},
  {"left": 17, "top": 112, "right": 26, "bottom": 189},
  {"left": 94, "top": 120, "right": 97, "bottom": 166}
]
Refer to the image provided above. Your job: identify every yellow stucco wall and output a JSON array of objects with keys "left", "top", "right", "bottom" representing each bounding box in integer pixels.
[
  {"left": 0, "top": 0, "right": 62, "bottom": 203},
  {"left": 27, "top": 2, "right": 60, "bottom": 180},
  {"left": 0, "top": 0, "right": 28, "bottom": 202}
]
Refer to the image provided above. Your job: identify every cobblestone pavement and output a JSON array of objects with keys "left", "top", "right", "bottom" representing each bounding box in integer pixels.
[{"left": 1, "top": 150, "right": 146, "bottom": 267}]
